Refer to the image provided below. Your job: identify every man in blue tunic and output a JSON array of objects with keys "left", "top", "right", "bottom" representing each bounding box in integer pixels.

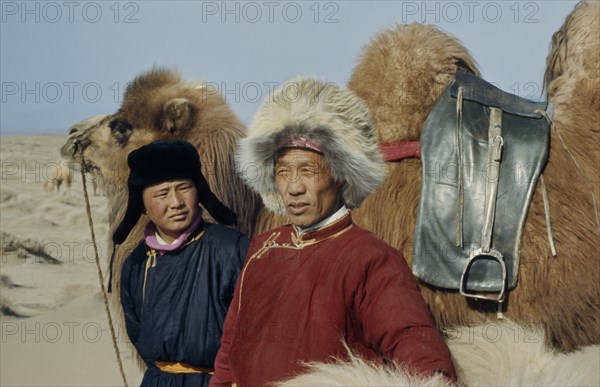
[{"left": 112, "top": 141, "right": 249, "bottom": 386}]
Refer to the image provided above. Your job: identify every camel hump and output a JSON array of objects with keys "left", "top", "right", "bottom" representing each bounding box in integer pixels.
[
  {"left": 545, "top": 0, "right": 600, "bottom": 89},
  {"left": 349, "top": 23, "right": 479, "bottom": 143}
]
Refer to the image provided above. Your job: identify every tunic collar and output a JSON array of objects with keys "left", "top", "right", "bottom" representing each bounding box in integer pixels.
[
  {"left": 295, "top": 205, "right": 349, "bottom": 234},
  {"left": 144, "top": 215, "right": 203, "bottom": 254},
  {"left": 292, "top": 211, "right": 353, "bottom": 245},
  {"left": 243, "top": 212, "right": 354, "bottom": 267}
]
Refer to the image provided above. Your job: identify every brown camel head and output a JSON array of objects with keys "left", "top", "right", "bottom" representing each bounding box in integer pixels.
[{"left": 61, "top": 68, "right": 244, "bottom": 189}]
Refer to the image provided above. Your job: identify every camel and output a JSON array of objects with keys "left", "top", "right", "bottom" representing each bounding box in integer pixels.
[
  {"left": 61, "top": 73, "right": 266, "bottom": 295},
  {"left": 277, "top": 2, "right": 600, "bottom": 383},
  {"left": 347, "top": 2, "right": 599, "bottom": 353},
  {"left": 60, "top": 1, "right": 598, "bottom": 382},
  {"left": 279, "top": 4, "right": 600, "bottom": 382},
  {"left": 277, "top": 319, "right": 600, "bottom": 386},
  {"left": 42, "top": 160, "right": 73, "bottom": 192},
  {"left": 86, "top": 172, "right": 106, "bottom": 196},
  {"left": 544, "top": 0, "right": 600, "bottom": 213}
]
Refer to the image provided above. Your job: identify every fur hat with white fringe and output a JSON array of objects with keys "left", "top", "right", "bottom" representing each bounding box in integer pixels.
[{"left": 237, "top": 78, "right": 387, "bottom": 214}]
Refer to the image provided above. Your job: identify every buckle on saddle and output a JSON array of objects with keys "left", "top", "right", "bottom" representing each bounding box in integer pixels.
[{"left": 459, "top": 247, "right": 507, "bottom": 302}]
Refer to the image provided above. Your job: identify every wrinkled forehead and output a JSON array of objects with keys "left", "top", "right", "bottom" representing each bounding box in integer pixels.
[{"left": 274, "top": 148, "right": 331, "bottom": 171}]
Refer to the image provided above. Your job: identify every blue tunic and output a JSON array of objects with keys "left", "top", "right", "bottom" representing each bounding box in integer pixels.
[{"left": 121, "top": 222, "right": 249, "bottom": 386}]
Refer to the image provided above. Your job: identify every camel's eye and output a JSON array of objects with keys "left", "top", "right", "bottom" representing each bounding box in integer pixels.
[{"left": 110, "top": 120, "right": 132, "bottom": 145}]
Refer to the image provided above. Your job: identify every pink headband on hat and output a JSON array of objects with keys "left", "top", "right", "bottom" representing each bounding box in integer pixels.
[{"left": 284, "top": 137, "right": 324, "bottom": 153}]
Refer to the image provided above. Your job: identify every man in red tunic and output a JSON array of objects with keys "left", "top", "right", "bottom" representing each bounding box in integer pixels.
[{"left": 211, "top": 79, "right": 456, "bottom": 386}]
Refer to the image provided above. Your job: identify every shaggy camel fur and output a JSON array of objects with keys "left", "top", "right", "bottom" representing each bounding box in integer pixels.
[
  {"left": 276, "top": 346, "right": 455, "bottom": 387},
  {"left": 537, "top": 0, "right": 600, "bottom": 351},
  {"left": 348, "top": 17, "right": 599, "bottom": 351},
  {"left": 277, "top": 321, "right": 600, "bottom": 386},
  {"left": 448, "top": 321, "right": 599, "bottom": 386}
]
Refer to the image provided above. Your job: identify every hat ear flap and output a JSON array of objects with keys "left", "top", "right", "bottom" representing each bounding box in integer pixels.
[
  {"left": 195, "top": 173, "right": 238, "bottom": 226},
  {"left": 162, "top": 98, "right": 195, "bottom": 135},
  {"left": 112, "top": 186, "right": 143, "bottom": 244}
]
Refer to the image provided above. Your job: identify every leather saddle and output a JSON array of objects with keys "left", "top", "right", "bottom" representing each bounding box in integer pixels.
[{"left": 412, "top": 72, "right": 550, "bottom": 302}]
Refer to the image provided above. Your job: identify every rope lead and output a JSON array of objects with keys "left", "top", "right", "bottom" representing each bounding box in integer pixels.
[{"left": 79, "top": 155, "right": 129, "bottom": 387}]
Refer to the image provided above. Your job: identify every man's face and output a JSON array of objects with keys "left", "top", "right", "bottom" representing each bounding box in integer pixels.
[
  {"left": 142, "top": 178, "right": 200, "bottom": 243},
  {"left": 275, "top": 148, "right": 342, "bottom": 229}
]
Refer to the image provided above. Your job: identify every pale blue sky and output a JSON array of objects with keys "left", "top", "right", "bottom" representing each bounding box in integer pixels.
[{"left": 0, "top": 0, "right": 579, "bottom": 134}]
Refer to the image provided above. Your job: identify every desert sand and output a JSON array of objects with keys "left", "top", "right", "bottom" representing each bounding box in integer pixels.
[{"left": 1, "top": 134, "right": 144, "bottom": 386}]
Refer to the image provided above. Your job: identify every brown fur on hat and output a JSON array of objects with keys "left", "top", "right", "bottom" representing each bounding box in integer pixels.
[{"left": 237, "top": 78, "right": 387, "bottom": 213}]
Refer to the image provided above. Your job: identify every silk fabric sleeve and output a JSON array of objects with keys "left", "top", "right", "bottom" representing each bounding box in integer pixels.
[
  {"left": 211, "top": 237, "right": 254, "bottom": 386},
  {"left": 120, "top": 256, "right": 141, "bottom": 344},
  {"left": 355, "top": 248, "right": 457, "bottom": 382}
]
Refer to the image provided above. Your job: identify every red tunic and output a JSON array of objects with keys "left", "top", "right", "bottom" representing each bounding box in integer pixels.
[{"left": 211, "top": 213, "right": 456, "bottom": 386}]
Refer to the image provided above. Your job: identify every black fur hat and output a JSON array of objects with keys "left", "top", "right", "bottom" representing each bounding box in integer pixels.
[{"left": 112, "top": 140, "right": 237, "bottom": 244}]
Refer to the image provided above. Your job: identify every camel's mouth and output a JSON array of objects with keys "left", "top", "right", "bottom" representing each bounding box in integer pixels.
[
  {"left": 61, "top": 114, "right": 111, "bottom": 161},
  {"left": 60, "top": 139, "right": 83, "bottom": 161},
  {"left": 66, "top": 156, "right": 100, "bottom": 176}
]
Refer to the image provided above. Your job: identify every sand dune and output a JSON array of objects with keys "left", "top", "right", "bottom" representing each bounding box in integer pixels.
[{"left": 1, "top": 135, "right": 143, "bottom": 385}]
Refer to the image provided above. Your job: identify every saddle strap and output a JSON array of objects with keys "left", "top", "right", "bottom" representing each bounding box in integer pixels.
[
  {"left": 378, "top": 141, "right": 421, "bottom": 161},
  {"left": 482, "top": 108, "right": 504, "bottom": 252},
  {"left": 455, "top": 86, "right": 465, "bottom": 247}
]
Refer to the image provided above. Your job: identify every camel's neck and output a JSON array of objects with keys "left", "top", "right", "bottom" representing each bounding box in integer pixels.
[{"left": 105, "top": 182, "right": 127, "bottom": 229}]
